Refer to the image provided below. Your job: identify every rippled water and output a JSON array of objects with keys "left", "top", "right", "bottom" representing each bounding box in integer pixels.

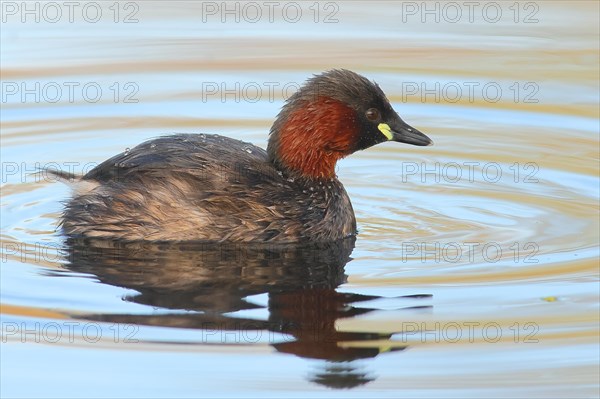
[{"left": 1, "top": 1, "right": 599, "bottom": 398}]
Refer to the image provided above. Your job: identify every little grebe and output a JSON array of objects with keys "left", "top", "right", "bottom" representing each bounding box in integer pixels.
[{"left": 57, "top": 70, "right": 432, "bottom": 242}]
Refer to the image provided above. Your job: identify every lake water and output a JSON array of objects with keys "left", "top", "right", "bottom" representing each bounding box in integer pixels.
[{"left": 1, "top": 1, "right": 599, "bottom": 398}]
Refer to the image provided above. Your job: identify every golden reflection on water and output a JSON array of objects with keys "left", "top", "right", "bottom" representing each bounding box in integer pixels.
[{"left": 1, "top": 0, "right": 598, "bottom": 396}]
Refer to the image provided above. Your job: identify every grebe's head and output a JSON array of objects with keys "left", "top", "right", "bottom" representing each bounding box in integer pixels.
[{"left": 267, "top": 69, "right": 432, "bottom": 179}]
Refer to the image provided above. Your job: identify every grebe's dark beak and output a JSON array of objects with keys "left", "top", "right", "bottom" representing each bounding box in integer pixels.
[{"left": 379, "top": 118, "right": 433, "bottom": 146}]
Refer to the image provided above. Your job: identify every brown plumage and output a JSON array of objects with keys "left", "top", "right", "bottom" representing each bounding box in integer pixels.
[{"left": 55, "top": 69, "right": 432, "bottom": 242}]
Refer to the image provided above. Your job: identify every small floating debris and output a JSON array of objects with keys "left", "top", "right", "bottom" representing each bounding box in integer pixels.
[{"left": 541, "top": 296, "right": 559, "bottom": 302}]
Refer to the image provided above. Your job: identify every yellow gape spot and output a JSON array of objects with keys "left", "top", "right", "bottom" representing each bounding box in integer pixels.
[{"left": 378, "top": 123, "right": 393, "bottom": 141}]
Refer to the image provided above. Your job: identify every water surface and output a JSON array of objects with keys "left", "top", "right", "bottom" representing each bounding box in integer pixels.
[{"left": 1, "top": 1, "right": 599, "bottom": 397}]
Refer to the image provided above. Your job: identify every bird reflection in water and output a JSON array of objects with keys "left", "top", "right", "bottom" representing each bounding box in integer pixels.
[{"left": 60, "top": 237, "right": 431, "bottom": 389}]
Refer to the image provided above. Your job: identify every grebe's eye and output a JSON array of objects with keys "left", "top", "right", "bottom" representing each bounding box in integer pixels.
[{"left": 365, "top": 108, "right": 380, "bottom": 121}]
